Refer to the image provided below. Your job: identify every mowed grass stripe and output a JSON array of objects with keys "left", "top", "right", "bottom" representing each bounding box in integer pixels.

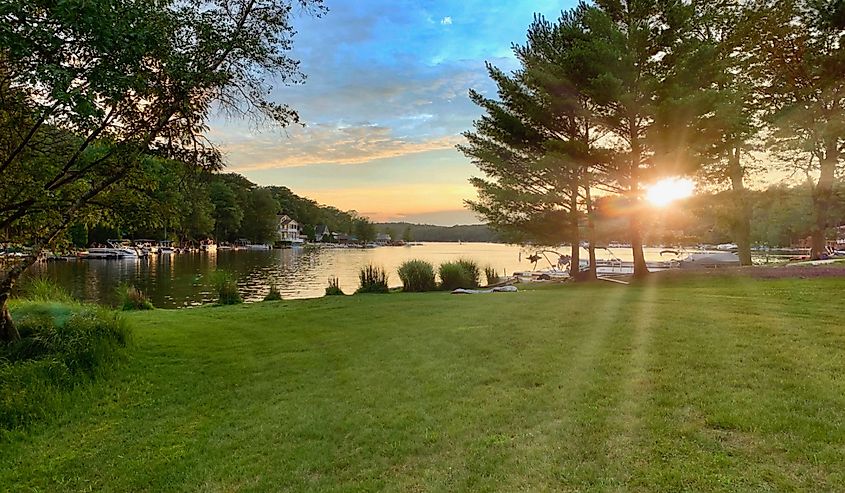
[{"left": 2, "top": 278, "right": 845, "bottom": 492}]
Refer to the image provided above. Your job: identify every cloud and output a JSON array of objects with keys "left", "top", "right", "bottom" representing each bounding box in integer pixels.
[
  {"left": 213, "top": 124, "right": 463, "bottom": 170},
  {"left": 440, "top": 16, "right": 453, "bottom": 25}
]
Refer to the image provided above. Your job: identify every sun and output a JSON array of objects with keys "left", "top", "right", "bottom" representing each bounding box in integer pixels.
[{"left": 646, "top": 177, "right": 695, "bottom": 207}]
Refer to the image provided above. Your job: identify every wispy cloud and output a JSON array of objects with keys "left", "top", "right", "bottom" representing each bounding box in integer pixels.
[
  {"left": 440, "top": 16, "right": 453, "bottom": 25},
  {"left": 214, "top": 124, "right": 462, "bottom": 170}
]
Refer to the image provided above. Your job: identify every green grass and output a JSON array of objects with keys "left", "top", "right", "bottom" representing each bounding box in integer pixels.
[{"left": 2, "top": 276, "right": 845, "bottom": 491}]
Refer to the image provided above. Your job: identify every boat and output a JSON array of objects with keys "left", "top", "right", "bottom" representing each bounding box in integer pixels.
[
  {"left": 85, "top": 240, "right": 139, "bottom": 259},
  {"left": 157, "top": 240, "right": 175, "bottom": 255},
  {"left": 200, "top": 240, "right": 217, "bottom": 252},
  {"left": 133, "top": 239, "right": 158, "bottom": 255}
]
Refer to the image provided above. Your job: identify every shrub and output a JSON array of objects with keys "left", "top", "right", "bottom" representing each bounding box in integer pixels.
[
  {"left": 1, "top": 302, "right": 131, "bottom": 431},
  {"left": 325, "top": 277, "right": 345, "bottom": 296},
  {"left": 211, "top": 270, "right": 242, "bottom": 305},
  {"left": 21, "top": 277, "right": 74, "bottom": 303},
  {"left": 397, "top": 259, "right": 437, "bottom": 292},
  {"left": 117, "top": 284, "right": 154, "bottom": 311},
  {"left": 264, "top": 283, "right": 283, "bottom": 301},
  {"left": 356, "top": 265, "right": 389, "bottom": 294},
  {"left": 484, "top": 266, "right": 501, "bottom": 286},
  {"left": 439, "top": 260, "right": 481, "bottom": 290}
]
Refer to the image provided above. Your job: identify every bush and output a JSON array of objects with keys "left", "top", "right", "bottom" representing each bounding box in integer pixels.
[
  {"left": 356, "top": 265, "right": 389, "bottom": 294},
  {"left": 21, "top": 277, "right": 74, "bottom": 303},
  {"left": 264, "top": 283, "right": 283, "bottom": 301},
  {"left": 484, "top": 266, "right": 501, "bottom": 286},
  {"left": 1, "top": 302, "right": 131, "bottom": 431},
  {"left": 211, "top": 270, "right": 242, "bottom": 305},
  {"left": 397, "top": 259, "right": 437, "bottom": 292},
  {"left": 117, "top": 283, "right": 154, "bottom": 311},
  {"left": 439, "top": 260, "right": 480, "bottom": 291},
  {"left": 325, "top": 277, "right": 345, "bottom": 296}
]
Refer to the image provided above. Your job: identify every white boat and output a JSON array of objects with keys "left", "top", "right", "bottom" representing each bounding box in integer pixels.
[
  {"left": 246, "top": 244, "right": 271, "bottom": 250},
  {"left": 677, "top": 251, "right": 741, "bottom": 268},
  {"left": 157, "top": 240, "right": 175, "bottom": 254},
  {"left": 85, "top": 240, "right": 139, "bottom": 259}
]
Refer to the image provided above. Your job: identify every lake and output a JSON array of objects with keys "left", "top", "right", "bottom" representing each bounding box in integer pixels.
[{"left": 25, "top": 242, "right": 683, "bottom": 308}]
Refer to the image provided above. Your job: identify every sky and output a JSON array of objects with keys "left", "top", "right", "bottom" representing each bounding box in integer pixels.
[{"left": 207, "top": 0, "right": 576, "bottom": 226}]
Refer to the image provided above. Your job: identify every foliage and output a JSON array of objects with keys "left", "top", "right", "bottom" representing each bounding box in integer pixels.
[
  {"left": 376, "top": 222, "right": 497, "bottom": 243},
  {"left": 356, "top": 265, "right": 389, "bottom": 294},
  {"left": 397, "top": 260, "right": 437, "bottom": 292},
  {"left": 353, "top": 218, "right": 377, "bottom": 243},
  {"left": 264, "top": 283, "right": 283, "bottom": 302},
  {"left": 21, "top": 277, "right": 74, "bottom": 304},
  {"left": 116, "top": 284, "right": 154, "bottom": 311},
  {"left": 211, "top": 271, "right": 242, "bottom": 305},
  {"left": 0, "top": 302, "right": 130, "bottom": 431},
  {"left": 438, "top": 261, "right": 480, "bottom": 291},
  {"left": 325, "top": 277, "right": 345, "bottom": 296},
  {"left": 239, "top": 188, "right": 280, "bottom": 245},
  {"left": 484, "top": 266, "right": 501, "bottom": 286},
  {"left": 750, "top": 0, "right": 845, "bottom": 258},
  {"left": 0, "top": 0, "right": 326, "bottom": 341}
]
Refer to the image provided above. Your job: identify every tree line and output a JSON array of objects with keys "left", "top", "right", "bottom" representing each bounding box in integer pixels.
[
  {"left": 65, "top": 164, "right": 374, "bottom": 247},
  {"left": 460, "top": 0, "right": 845, "bottom": 279}
]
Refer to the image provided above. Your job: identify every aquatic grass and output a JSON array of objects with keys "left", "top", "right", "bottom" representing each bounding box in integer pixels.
[
  {"left": 325, "top": 277, "right": 345, "bottom": 296},
  {"left": 263, "top": 283, "right": 283, "bottom": 302},
  {"left": 20, "top": 277, "right": 74, "bottom": 303},
  {"left": 211, "top": 270, "right": 242, "bottom": 305},
  {"left": 116, "top": 284, "right": 154, "bottom": 311},
  {"left": 438, "top": 260, "right": 480, "bottom": 290},
  {"left": 356, "top": 265, "right": 389, "bottom": 294},
  {"left": 397, "top": 259, "right": 437, "bottom": 292},
  {"left": 484, "top": 266, "right": 500, "bottom": 286}
]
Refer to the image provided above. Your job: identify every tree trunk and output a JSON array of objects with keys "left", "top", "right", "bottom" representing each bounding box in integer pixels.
[
  {"left": 584, "top": 173, "right": 598, "bottom": 281},
  {"left": 810, "top": 144, "right": 838, "bottom": 260},
  {"left": 569, "top": 178, "right": 581, "bottom": 280},
  {"left": 0, "top": 272, "right": 20, "bottom": 342},
  {"left": 0, "top": 254, "right": 40, "bottom": 343},
  {"left": 728, "top": 146, "right": 753, "bottom": 266},
  {"left": 629, "top": 122, "right": 649, "bottom": 278}
]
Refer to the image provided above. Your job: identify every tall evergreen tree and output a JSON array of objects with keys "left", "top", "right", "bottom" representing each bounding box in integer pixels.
[
  {"left": 460, "top": 9, "right": 603, "bottom": 279},
  {"left": 752, "top": 0, "right": 845, "bottom": 259}
]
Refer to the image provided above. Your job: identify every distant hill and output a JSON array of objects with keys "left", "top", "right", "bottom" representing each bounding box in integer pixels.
[{"left": 375, "top": 222, "right": 500, "bottom": 243}]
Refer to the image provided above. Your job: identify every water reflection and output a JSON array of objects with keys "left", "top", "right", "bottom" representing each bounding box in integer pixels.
[{"left": 26, "top": 243, "right": 682, "bottom": 308}]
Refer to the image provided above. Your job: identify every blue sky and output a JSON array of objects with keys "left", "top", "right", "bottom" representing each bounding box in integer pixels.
[{"left": 209, "top": 0, "right": 576, "bottom": 225}]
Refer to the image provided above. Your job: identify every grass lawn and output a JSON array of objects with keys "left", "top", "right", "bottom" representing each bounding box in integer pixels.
[{"left": 2, "top": 275, "right": 845, "bottom": 491}]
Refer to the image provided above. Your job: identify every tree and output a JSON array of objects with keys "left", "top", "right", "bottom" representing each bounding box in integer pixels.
[
  {"left": 353, "top": 218, "right": 376, "bottom": 243},
  {"left": 571, "top": 0, "right": 692, "bottom": 277},
  {"left": 0, "top": 0, "right": 325, "bottom": 341},
  {"left": 402, "top": 225, "right": 413, "bottom": 242},
  {"left": 209, "top": 181, "right": 244, "bottom": 242},
  {"left": 752, "top": 0, "right": 845, "bottom": 259},
  {"left": 460, "top": 9, "right": 602, "bottom": 279},
  {"left": 239, "top": 188, "right": 280, "bottom": 244}
]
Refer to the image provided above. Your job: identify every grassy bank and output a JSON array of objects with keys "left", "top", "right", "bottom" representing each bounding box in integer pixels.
[{"left": 2, "top": 276, "right": 844, "bottom": 491}]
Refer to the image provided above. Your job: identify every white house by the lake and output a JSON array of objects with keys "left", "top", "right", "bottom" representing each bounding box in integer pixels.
[{"left": 277, "top": 215, "right": 304, "bottom": 244}]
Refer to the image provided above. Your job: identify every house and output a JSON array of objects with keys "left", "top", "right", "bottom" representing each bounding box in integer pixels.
[
  {"left": 277, "top": 215, "right": 304, "bottom": 244},
  {"left": 375, "top": 233, "right": 391, "bottom": 245},
  {"left": 315, "top": 224, "right": 331, "bottom": 242}
]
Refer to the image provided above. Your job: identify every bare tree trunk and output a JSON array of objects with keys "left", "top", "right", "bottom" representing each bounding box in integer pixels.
[
  {"left": 569, "top": 178, "right": 581, "bottom": 280},
  {"left": 728, "top": 146, "right": 753, "bottom": 266},
  {"left": 810, "top": 145, "right": 837, "bottom": 260},
  {"left": 584, "top": 174, "right": 598, "bottom": 281},
  {"left": 629, "top": 126, "right": 649, "bottom": 278},
  {"left": 0, "top": 257, "right": 37, "bottom": 342}
]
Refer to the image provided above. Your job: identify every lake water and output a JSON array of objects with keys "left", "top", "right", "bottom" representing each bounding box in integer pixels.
[{"left": 26, "top": 242, "right": 679, "bottom": 308}]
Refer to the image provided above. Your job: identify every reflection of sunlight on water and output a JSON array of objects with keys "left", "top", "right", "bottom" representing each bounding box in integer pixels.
[{"left": 26, "top": 243, "right": 679, "bottom": 308}]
